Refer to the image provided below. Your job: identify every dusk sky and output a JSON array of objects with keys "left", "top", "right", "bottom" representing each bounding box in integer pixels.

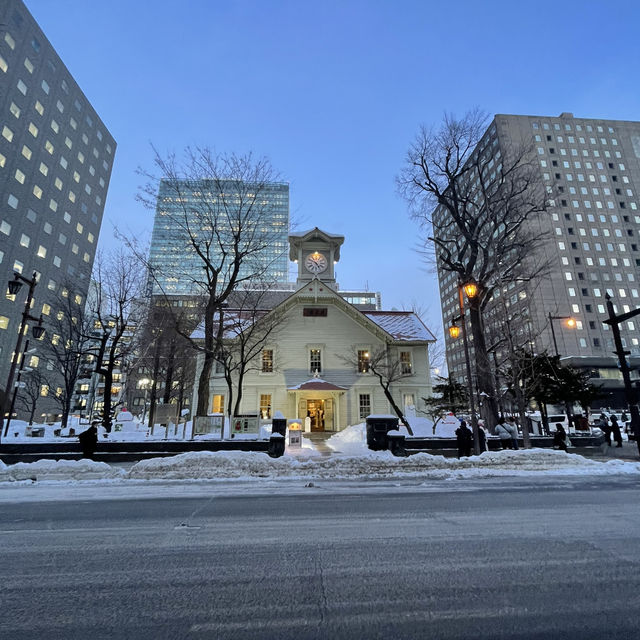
[{"left": 26, "top": 0, "right": 640, "bottom": 341}]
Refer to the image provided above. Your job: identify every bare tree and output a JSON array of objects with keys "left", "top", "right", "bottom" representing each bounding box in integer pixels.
[
  {"left": 340, "top": 347, "right": 414, "bottom": 434},
  {"left": 15, "top": 366, "right": 44, "bottom": 426},
  {"left": 138, "top": 148, "right": 285, "bottom": 419},
  {"left": 212, "top": 284, "right": 285, "bottom": 420},
  {"left": 398, "top": 109, "right": 552, "bottom": 430},
  {"left": 90, "top": 249, "right": 145, "bottom": 431},
  {"left": 39, "top": 282, "right": 95, "bottom": 428}
]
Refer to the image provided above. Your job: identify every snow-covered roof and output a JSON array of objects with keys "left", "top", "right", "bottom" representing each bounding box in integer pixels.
[
  {"left": 363, "top": 311, "right": 436, "bottom": 342},
  {"left": 287, "top": 378, "right": 348, "bottom": 391}
]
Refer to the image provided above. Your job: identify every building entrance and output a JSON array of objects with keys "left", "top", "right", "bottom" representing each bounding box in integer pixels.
[{"left": 306, "top": 399, "right": 325, "bottom": 431}]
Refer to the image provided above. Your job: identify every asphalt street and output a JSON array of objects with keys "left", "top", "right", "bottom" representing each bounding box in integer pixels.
[{"left": 1, "top": 475, "right": 639, "bottom": 639}]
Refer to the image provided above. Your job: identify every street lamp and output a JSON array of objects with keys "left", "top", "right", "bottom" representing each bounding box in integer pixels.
[
  {"left": 449, "top": 280, "right": 481, "bottom": 455},
  {"left": 548, "top": 312, "right": 577, "bottom": 431},
  {"left": 139, "top": 378, "right": 151, "bottom": 425},
  {"left": 1, "top": 272, "right": 45, "bottom": 441},
  {"left": 548, "top": 313, "right": 576, "bottom": 358}
]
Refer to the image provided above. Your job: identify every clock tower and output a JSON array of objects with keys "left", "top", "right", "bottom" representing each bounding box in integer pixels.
[{"left": 289, "top": 227, "right": 345, "bottom": 289}]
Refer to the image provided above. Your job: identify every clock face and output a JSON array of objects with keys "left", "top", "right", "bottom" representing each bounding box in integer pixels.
[{"left": 304, "top": 252, "right": 328, "bottom": 274}]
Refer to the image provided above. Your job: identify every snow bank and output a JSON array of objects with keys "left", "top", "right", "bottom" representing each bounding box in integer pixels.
[
  {"left": 124, "top": 448, "right": 640, "bottom": 481},
  {"left": 0, "top": 458, "right": 126, "bottom": 483}
]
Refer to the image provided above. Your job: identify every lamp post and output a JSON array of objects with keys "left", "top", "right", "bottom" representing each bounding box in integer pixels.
[
  {"left": 548, "top": 313, "right": 577, "bottom": 431},
  {"left": 449, "top": 280, "right": 481, "bottom": 455},
  {"left": 139, "top": 378, "right": 151, "bottom": 425},
  {"left": 1, "top": 272, "right": 45, "bottom": 441}
]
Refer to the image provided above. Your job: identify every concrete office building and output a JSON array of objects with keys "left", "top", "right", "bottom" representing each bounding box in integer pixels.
[
  {"left": 438, "top": 113, "right": 640, "bottom": 407},
  {"left": 0, "top": 0, "right": 116, "bottom": 414}
]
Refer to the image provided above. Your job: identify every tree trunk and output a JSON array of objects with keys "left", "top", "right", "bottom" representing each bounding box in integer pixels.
[
  {"left": 148, "top": 338, "right": 162, "bottom": 432},
  {"left": 381, "top": 381, "right": 413, "bottom": 435},
  {"left": 468, "top": 300, "right": 498, "bottom": 432},
  {"left": 163, "top": 338, "right": 176, "bottom": 404}
]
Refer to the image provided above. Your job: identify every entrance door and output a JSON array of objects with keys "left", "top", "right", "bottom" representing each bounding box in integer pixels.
[{"left": 306, "top": 399, "right": 325, "bottom": 431}]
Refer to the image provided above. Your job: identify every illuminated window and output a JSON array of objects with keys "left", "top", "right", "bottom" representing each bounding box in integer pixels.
[
  {"left": 261, "top": 349, "right": 273, "bottom": 373},
  {"left": 357, "top": 349, "right": 370, "bottom": 373},
  {"left": 211, "top": 394, "right": 224, "bottom": 414},
  {"left": 400, "top": 351, "right": 412, "bottom": 375},
  {"left": 259, "top": 394, "right": 272, "bottom": 419},
  {"left": 359, "top": 394, "right": 371, "bottom": 420}
]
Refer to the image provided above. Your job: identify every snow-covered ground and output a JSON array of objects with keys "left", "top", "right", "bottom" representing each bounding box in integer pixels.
[{"left": 1, "top": 421, "right": 639, "bottom": 485}]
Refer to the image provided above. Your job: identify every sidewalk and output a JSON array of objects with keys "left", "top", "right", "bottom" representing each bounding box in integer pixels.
[{"left": 575, "top": 440, "right": 639, "bottom": 461}]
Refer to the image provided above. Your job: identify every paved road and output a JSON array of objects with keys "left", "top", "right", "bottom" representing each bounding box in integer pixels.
[{"left": 1, "top": 476, "right": 639, "bottom": 639}]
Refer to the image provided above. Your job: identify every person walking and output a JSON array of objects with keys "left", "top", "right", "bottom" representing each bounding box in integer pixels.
[
  {"left": 610, "top": 414, "right": 623, "bottom": 448},
  {"left": 78, "top": 420, "right": 99, "bottom": 460},
  {"left": 495, "top": 419, "right": 513, "bottom": 450},
  {"left": 505, "top": 417, "right": 519, "bottom": 450},
  {"left": 599, "top": 412, "right": 612, "bottom": 446},
  {"left": 553, "top": 423, "right": 569, "bottom": 451},
  {"left": 455, "top": 420, "right": 473, "bottom": 458}
]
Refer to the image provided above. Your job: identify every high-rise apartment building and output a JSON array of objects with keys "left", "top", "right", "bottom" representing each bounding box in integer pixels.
[
  {"left": 148, "top": 179, "right": 290, "bottom": 297},
  {"left": 0, "top": 0, "right": 116, "bottom": 409},
  {"left": 438, "top": 112, "right": 640, "bottom": 407}
]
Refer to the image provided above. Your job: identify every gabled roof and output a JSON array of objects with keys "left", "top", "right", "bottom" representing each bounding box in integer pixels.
[
  {"left": 288, "top": 378, "right": 348, "bottom": 391},
  {"left": 364, "top": 311, "right": 436, "bottom": 342},
  {"left": 190, "top": 281, "right": 436, "bottom": 345}
]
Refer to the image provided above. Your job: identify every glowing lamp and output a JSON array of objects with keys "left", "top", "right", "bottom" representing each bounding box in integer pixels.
[
  {"left": 463, "top": 282, "right": 478, "bottom": 299},
  {"left": 449, "top": 324, "right": 461, "bottom": 339}
]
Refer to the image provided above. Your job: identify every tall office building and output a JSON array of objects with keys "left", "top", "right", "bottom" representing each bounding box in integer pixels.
[
  {"left": 148, "top": 179, "right": 290, "bottom": 297},
  {"left": 438, "top": 113, "right": 640, "bottom": 406},
  {"left": 0, "top": 0, "right": 116, "bottom": 407}
]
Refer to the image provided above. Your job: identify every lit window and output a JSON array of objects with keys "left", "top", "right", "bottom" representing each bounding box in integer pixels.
[
  {"left": 28, "top": 122, "right": 38, "bottom": 137},
  {"left": 37, "top": 245, "right": 47, "bottom": 258},
  {"left": 39, "top": 162, "right": 48, "bottom": 176},
  {"left": 0, "top": 316, "right": 9, "bottom": 330},
  {"left": 9, "top": 102, "right": 20, "bottom": 118},
  {"left": 32, "top": 185, "right": 43, "bottom": 199},
  {"left": 21, "top": 145, "right": 32, "bottom": 159},
  {"left": 14, "top": 169, "right": 25, "bottom": 184},
  {"left": 2, "top": 125, "right": 13, "bottom": 142}
]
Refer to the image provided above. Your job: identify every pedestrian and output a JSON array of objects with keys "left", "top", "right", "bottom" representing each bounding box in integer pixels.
[
  {"left": 455, "top": 420, "right": 473, "bottom": 458},
  {"left": 610, "top": 414, "right": 623, "bottom": 448},
  {"left": 478, "top": 425, "right": 487, "bottom": 452},
  {"left": 505, "top": 416, "right": 519, "bottom": 450},
  {"left": 78, "top": 420, "right": 99, "bottom": 460},
  {"left": 495, "top": 418, "right": 512, "bottom": 449},
  {"left": 553, "top": 423, "right": 569, "bottom": 451},
  {"left": 599, "top": 412, "right": 612, "bottom": 446}
]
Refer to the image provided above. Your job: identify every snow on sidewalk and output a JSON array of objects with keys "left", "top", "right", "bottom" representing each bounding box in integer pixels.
[{"left": 1, "top": 448, "right": 639, "bottom": 484}]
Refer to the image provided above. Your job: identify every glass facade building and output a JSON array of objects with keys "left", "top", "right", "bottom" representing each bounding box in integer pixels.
[{"left": 148, "top": 180, "right": 289, "bottom": 296}]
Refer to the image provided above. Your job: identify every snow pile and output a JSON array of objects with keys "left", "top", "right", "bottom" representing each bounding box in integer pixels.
[
  {"left": 0, "top": 458, "right": 126, "bottom": 483},
  {"left": 124, "top": 448, "right": 640, "bottom": 481}
]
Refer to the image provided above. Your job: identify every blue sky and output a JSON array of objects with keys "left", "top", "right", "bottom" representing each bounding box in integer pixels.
[{"left": 26, "top": 0, "right": 640, "bottom": 339}]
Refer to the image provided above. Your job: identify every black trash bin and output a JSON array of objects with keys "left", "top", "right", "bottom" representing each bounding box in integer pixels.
[
  {"left": 271, "top": 417, "right": 287, "bottom": 437},
  {"left": 366, "top": 415, "right": 399, "bottom": 451}
]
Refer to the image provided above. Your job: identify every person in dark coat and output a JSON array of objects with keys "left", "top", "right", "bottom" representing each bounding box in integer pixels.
[
  {"left": 478, "top": 425, "right": 487, "bottom": 452},
  {"left": 456, "top": 420, "right": 473, "bottom": 458},
  {"left": 610, "top": 415, "right": 623, "bottom": 447},
  {"left": 553, "top": 423, "right": 568, "bottom": 452},
  {"left": 78, "top": 421, "right": 99, "bottom": 460},
  {"left": 599, "top": 412, "right": 612, "bottom": 446}
]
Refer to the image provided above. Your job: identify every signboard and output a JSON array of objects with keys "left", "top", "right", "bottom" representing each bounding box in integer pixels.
[
  {"left": 193, "top": 415, "right": 223, "bottom": 436},
  {"left": 288, "top": 420, "right": 302, "bottom": 448},
  {"left": 232, "top": 414, "right": 259, "bottom": 435},
  {"left": 153, "top": 404, "right": 179, "bottom": 425}
]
